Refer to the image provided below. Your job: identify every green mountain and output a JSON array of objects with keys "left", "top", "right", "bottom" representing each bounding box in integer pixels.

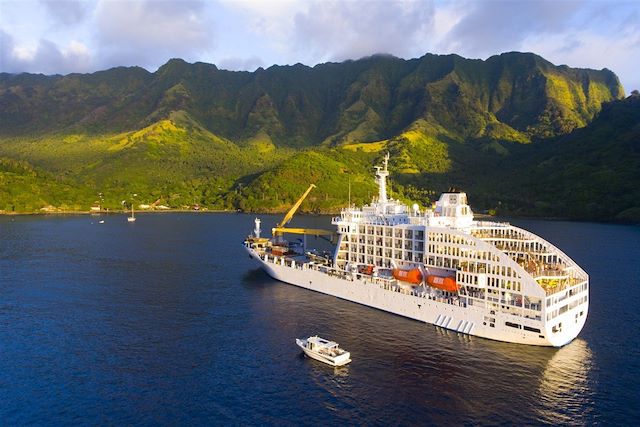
[
  {"left": 1, "top": 52, "right": 622, "bottom": 143},
  {"left": 492, "top": 93, "right": 640, "bottom": 221},
  {"left": 0, "top": 52, "right": 636, "bottom": 221}
]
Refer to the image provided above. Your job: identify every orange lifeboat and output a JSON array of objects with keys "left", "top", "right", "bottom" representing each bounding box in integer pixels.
[
  {"left": 271, "top": 245, "right": 290, "bottom": 256},
  {"left": 358, "top": 265, "right": 374, "bottom": 275},
  {"left": 392, "top": 268, "right": 423, "bottom": 284},
  {"left": 426, "top": 275, "right": 459, "bottom": 292}
]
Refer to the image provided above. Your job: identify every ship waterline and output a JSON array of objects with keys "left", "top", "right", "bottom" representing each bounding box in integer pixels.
[{"left": 244, "top": 155, "right": 588, "bottom": 347}]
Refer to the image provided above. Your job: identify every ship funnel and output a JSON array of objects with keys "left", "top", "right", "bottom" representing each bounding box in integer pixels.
[{"left": 254, "top": 218, "right": 261, "bottom": 238}]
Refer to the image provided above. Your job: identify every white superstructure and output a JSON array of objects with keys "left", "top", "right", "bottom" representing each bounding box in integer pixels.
[{"left": 244, "top": 154, "right": 589, "bottom": 347}]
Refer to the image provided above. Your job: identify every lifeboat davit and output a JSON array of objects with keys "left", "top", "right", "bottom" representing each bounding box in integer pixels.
[
  {"left": 426, "top": 275, "right": 459, "bottom": 292},
  {"left": 392, "top": 268, "right": 423, "bottom": 284}
]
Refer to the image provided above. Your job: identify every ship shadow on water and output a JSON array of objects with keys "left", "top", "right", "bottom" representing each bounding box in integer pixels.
[{"left": 240, "top": 268, "right": 275, "bottom": 287}]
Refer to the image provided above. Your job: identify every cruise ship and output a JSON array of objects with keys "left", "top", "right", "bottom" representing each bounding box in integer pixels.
[{"left": 244, "top": 154, "right": 588, "bottom": 347}]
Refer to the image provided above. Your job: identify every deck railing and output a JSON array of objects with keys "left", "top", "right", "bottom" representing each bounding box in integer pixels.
[{"left": 257, "top": 251, "right": 546, "bottom": 321}]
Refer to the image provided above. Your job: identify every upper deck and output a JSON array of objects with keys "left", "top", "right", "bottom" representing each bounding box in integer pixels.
[{"left": 330, "top": 154, "right": 587, "bottom": 299}]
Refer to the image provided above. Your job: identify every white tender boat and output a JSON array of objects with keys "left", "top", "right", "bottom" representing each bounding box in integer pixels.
[{"left": 296, "top": 336, "right": 351, "bottom": 366}]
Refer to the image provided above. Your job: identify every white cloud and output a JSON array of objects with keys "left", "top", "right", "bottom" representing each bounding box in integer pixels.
[
  {"left": 292, "top": 0, "right": 435, "bottom": 63},
  {"left": 217, "top": 55, "right": 264, "bottom": 71},
  {"left": 0, "top": 29, "right": 91, "bottom": 74},
  {"left": 221, "top": 0, "right": 306, "bottom": 39},
  {"left": 0, "top": 0, "right": 638, "bottom": 91},
  {"left": 524, "top": 27, "right": 640, "bottom": 92},
  {"left": 66, "top": 40, "right": 90, "bottom": 57},
  {"left": 439, "top": 0, "right": 583, "bottom": 58},
  {"left": 222, "top": 0, "right": 437, "bottom": 64},
  {"left": 430, "top": 1, "right": 464, "bottom": 51},
  {"left": 12, "top": 46, "right": 35, "bottom": 62},
  {"left": 94, "top": 0, "right": 214, "bottom": 69},
  {"left": 40, "top": 0, "right": 90, "bottom": 26}
]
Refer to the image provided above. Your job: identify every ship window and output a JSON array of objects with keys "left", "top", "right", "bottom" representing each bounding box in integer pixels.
[
  {"left": 505, "top": 322, "right": 521, "bottom": 329},
  {"left": 523, "top": 326, "right": 541, "bottom": 333}
]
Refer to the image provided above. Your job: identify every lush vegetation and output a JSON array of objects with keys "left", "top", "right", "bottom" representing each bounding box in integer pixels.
[
  {"left": 0, "top": 157, "right": 94, "bottom": 212},
  {"left": 0, "top": 52, "right": 637, "bottom": 222}
]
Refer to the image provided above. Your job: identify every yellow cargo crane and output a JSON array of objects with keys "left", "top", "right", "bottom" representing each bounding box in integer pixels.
[{"left": 272, "top": 184, "right": 335, "bottom": 243}]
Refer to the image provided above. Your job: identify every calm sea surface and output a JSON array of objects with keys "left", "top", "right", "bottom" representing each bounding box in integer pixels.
[{"left": 1, "top": 213, "right": 639, "bottom": 425}]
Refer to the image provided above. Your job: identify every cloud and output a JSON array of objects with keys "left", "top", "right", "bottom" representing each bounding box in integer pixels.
[
  {"left": 292, "top": 0, "right": 435, "bottom": 62},
  {"left": 224, "top": 0, "right": 437, "bottom": 64},
  {"left": 217, "top": 55, "right": 264, "bottom": 71},
  {"left": 439, "top": 0, "right": 584, "bottom": 57},
  {"left": 0, "top": 29, "right": 91, "bottom": 74},
  {"left": 524, "top": 24, "right": 640, "bottom": 92},
  {"left": 0, "top": 30, "right": 18, "bottom": 72},
  {"left": 40, "top": 0, "right": 90, "bottom": 26},
  {"left": 94, "top": 0, "right": 214, "bottom": 69},
  {"left": 1, "top": 0, "right": 638, "bottom": 91}
]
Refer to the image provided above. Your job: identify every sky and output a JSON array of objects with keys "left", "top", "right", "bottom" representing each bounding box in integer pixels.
[{"left": 1, "top": 0, "right": 639, "bottom": 91}]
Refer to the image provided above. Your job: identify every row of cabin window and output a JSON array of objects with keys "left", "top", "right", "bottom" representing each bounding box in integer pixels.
[
  {"left": 354, "top": 227, "right": 425, "bottom": 240},
  {"left": 345, "top": 254, "right": 424, "bottom": 265},
  {"left": 427, "top": 244, "right": 503, "bottom": 265},
  {"left": 546, "top": 283, "right": 589, "bottom": 307},
  {"left": 346, "top": 238, "right": 425, "bottom": 250},
  {"left": 346, "top": 243, "right": 423, "bottom": 254},
  {"left": 457, "top": 273, "right": 521, "bottom": 292},
  {"left": 471, "top": 227, "right": 527, "bottom": 239},
  {"left": 428, "top": 232, "right": 476, "bottom": 246},
  {"left": 546, "top": 295, "right": 588, "bottom": 320}
]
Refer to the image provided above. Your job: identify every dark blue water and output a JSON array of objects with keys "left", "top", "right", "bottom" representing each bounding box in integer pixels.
[{"left": 1, "top": 213, "right": 638, "bottom": 425}]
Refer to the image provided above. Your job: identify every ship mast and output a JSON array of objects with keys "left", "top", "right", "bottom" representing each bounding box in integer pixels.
[{"left": 375, "top": 152, "right": 390, "bottom": 203}]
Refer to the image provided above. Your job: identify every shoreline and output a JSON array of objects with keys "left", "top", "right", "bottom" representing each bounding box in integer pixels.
[
  {"left": 0, "top": 209, "right": 636, "bottom": 225},
  {"left": 0, "top": 209, "right": 238, "bottom": 216}
]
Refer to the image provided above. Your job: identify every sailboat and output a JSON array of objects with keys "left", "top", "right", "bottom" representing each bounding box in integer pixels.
[{"left": 127, "top": 204, "right": 136, "bottom": 222}]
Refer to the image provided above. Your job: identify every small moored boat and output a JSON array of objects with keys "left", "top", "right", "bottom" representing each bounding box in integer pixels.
[{"left": 296, "top": 336, "right": 351, "bottom": 366}]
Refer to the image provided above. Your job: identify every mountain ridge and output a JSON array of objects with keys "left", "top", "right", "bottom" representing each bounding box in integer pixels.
[
  {"left": 0, "top": 52, "right": 623, "bottom": 143},
  {"left": 0, "top": 51, "right": 636, "bottom": 221}
]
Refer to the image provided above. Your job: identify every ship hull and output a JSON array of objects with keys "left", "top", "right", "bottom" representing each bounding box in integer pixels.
[{"left": 247, "top": 247, "right": 586, "bottom": 347}]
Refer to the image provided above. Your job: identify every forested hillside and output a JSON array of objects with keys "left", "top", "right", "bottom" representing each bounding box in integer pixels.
[{"left": 1, "top": 52, "right": 637, "bottom": 222}]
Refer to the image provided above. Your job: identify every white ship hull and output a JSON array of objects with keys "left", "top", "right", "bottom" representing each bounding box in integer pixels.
[
  {"left": 247, "top": 247, "right": 587, "bottom": 347},
  {"left": 244, "top": 155, "right": 588, "bottom": 348}
]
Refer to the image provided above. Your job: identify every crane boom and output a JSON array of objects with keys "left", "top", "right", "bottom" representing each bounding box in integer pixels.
[
  {"left": 271, "top": 227, "right": 334, "bottom": 236},
  {"left": 272, "top": 184, "right": 335, "bottom": 242},
  {"left": 276, "top": 184, "right": 316, "bottom": 229}
]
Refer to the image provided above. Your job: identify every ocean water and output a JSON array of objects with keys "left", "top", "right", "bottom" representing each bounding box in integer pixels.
[{"left": 0, "top": 213, "right": 638, "bottom": 425}]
